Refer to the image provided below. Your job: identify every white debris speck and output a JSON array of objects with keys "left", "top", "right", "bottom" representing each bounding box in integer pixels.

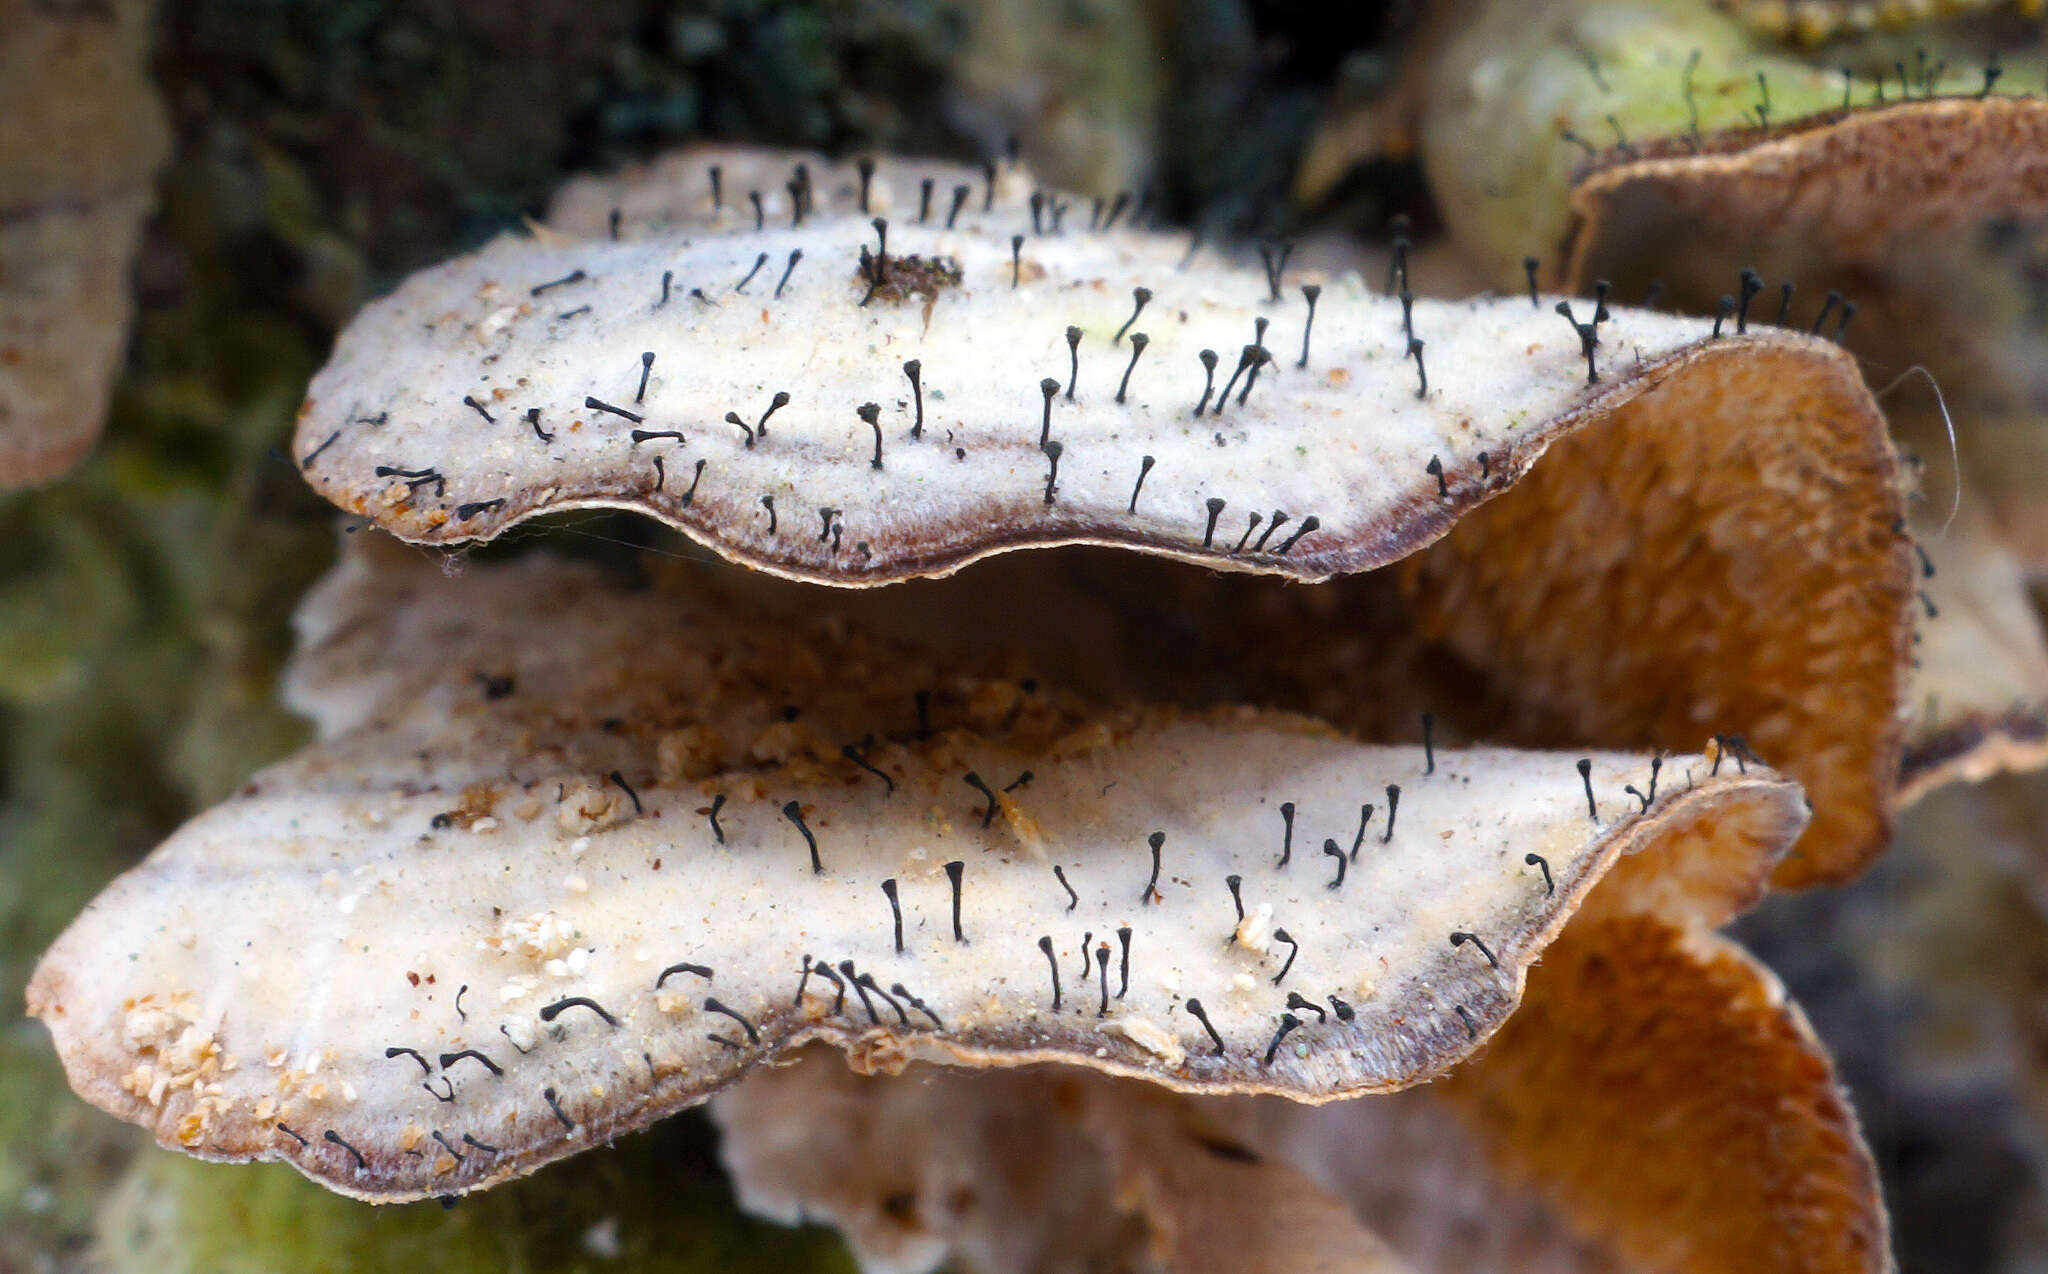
[
  {"left": 499, "top": 911, "right": 577, "bottom": 961},
  {"left": 120, "top": 1004, "right": 181, "bottom": 1053},
  {"left": 564, "top": 874, "right": 590, "bottom": 895},
  {"left": 493, "top": 1011, "right": 532, "bottom": 1056},
  {"left": 1234, "top": 904, "right": 1275, "bottom": 953},
  {"left": 583, "top": 1215, "right": 622, "bottom": 1259},
  {"left": 478, "top": 304, "right": 521, "bottom": 341},
  {"left": 470, "top": 817, "right": 500, "bottom": 835},
  {"left": 556, "top": 778, "right": 625, "bottom": 836},
  {"left": 500, "top": 1016, "right": 537, "bottom": 1052},
  {"left": 1101, "top": 1018, "right": 1186, "bottom": 1067}
]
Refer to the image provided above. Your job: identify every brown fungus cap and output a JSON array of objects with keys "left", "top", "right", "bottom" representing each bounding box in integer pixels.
[
  {"left": 1227, "top": 918, "right": 1889, "bottom": 1274},
  {"left": 1390, "top": 337, "right": 1911, "bottom": 888},
  {"left": 1558, "top": 95, "right": 2048, "bottom": 294},
  {"left": 1554, "top": 93, "right": 2048, "bottom": 451},
  {"left": 26, "top": 536, "right": 1808, "bottom": 1203},
  {"left": 1549, "top": 92, "right": 2048, "bottom": 802},
  {"left": 1430, "top": 917, "right": 1888, "bottom": 1274}
]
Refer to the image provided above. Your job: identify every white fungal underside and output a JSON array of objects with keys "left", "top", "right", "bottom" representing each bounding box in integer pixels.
[
  {"left": 28, "top": 544, "right": 1799, "bottom": 1201},
  {"left": 294, "top": 146, "right": 1730, "bottom": 583}
]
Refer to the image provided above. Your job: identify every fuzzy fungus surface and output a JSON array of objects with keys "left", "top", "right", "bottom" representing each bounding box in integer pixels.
[
  {"left": 1230, "top": 917, "right": 1888, "bottom": 1274},
  {"left": 27, "top": 538, "right": 1809, "bottom": 1203},
  {"left": 710, "top": 907, "right": 1889, "bottom": 1274},
  {"left": 1556, "top": 95, "right": 2048, "bottom": 293},
  {"left": 291, "top": 144, "right": 1915, "bottom": 891},
  {"left": 1308, "top": 0, "right": 2048, "bottom": 823},
  {"left": 300, "top": 149, "right": 1852, "bottom": 589}
]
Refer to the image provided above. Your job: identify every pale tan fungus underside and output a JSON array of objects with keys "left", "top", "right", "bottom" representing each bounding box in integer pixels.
[
  {"left": 291, "top": 147, "right": 1916, "bottom": 889},
  {"left": 296, "top": 149, "right": 1863, "bottom": 593},
  {"left": 27, "top": 540, "right": 1805, "bottom": 1203},
  {"left": 1229, "top": 918, "right": 1889, "bottom": 1274},
  {"left": 716, "top": 1049, "right": 1419, "bottom": 1274}
]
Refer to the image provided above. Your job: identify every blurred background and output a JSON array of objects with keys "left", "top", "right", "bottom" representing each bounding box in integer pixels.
[{"left": 5, "top": 1, "right": 2048, "bottom": 1270}]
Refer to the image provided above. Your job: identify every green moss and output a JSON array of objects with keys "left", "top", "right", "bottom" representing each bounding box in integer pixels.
[
  {"left": 0, "top": 1023, "right": 144, "bottom": 1270},
  {"left": 94, "top": 1113, "right": 854, "bottom": 1274},
  {"left": 1416, "top": 0, "right": 2029, "bottom": 283},
  {"left": 1425, "top": 0, "right": 1878, "bottom": 281}
]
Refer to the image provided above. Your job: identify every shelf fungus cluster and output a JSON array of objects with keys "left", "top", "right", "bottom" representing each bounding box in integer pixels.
[
  {"left": 1320, "top": 0, "right": 2048, "bottom": 801},
  {"left": 32, "top": 146, "right": 1941, "bottom": 1271}
]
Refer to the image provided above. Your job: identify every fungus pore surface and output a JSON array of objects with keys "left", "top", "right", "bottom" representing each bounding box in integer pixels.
[
  {"left": 27, "top": 539, "right": 1808, "bottom": 1202},
  {"left": 300, "top": 150, "right": 1849, "bottom": 589},
  {"left": 292, "top": 146, "right": 1912, "bottom": 889}
]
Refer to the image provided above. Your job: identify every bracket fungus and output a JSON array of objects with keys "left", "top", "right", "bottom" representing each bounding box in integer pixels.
[
  {"left": 1314, "top": 0, "right": 2048, "bottom": 806},
  {"left": 1544, "top": 81, "right": 2048, "bottom": 802},
  {"left": 703, "top": 716, "right": 1888, "bottom": 1274},
  {"left": 27, "top": 539, "right": 1809, "bottom": 1202},
  {"left": 293, "top": 146, "right": 1913, "bottom": 891},
  {"left": 28, "top": 140, "right": 1916, "bottom": 1271},
  {"left": 715, "top": 901, "right": 1891, "bottom": 1274},
  {"left": 302, "top": 144, "right": 1878, "bottom": 589},
  {"left": 1218, "top": 917, "right": 1889, "bottom": 1274}
]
